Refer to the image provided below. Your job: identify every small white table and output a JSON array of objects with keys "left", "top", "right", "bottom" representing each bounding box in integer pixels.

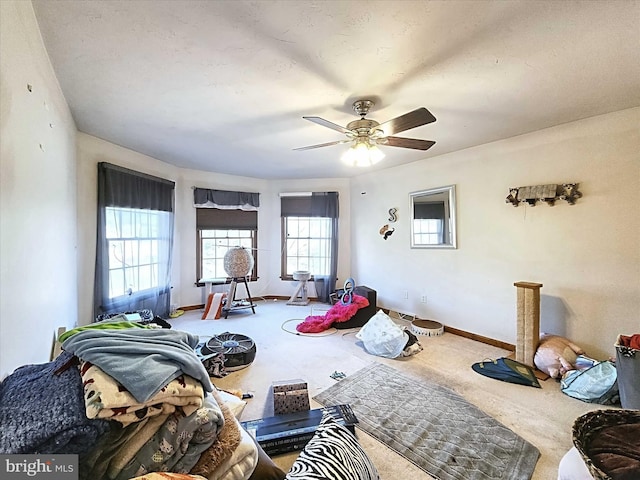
[{"left": 199, "top": 278, "right": 227, "bottom": 295}]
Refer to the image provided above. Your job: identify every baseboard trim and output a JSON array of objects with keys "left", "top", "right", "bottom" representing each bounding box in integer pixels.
[
  {"left": 180, "top": 301, "right": 515, "bottom": 352},
  {"left": 180, "top": 304, "right": 204, "bottom": 311},
  {"left": 378, "top": 308, "right": 514, "bottom": 351},
  {"left": 443, "top": 325, "right": 515, "bottom": 351},
  {"left": 179, "top": 295, "right": 313, "bottom": 312}
]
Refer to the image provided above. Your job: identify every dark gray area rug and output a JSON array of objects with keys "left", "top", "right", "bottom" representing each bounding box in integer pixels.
[{"left": 314, "top": 362, "right": 540, "bottom": 480}]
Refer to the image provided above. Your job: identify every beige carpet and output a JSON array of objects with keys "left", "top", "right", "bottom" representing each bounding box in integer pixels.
[{"left": 170, "top": 299, "right": 604, "bottom": 480}]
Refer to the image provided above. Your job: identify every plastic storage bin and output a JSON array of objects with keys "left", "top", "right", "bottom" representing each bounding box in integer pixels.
[{"left": 615, "top": 334, "right": 640, "bottom": 409}]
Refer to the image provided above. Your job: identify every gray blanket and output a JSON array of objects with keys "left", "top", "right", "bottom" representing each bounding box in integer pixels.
[
  {"left": 0, "top": 352, "right": 110, "bottom": 454},
  {"left": 62, "top": 329, "right": 213, "bottom": 403}
]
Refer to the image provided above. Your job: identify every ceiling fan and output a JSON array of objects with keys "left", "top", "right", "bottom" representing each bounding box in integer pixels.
[{"left": 294, "top": 100, "right": 436, "bottom": 165}]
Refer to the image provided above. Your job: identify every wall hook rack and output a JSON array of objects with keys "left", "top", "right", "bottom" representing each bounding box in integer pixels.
[{"left": 505, "top": 183, "right": 582, "bottom": 207}]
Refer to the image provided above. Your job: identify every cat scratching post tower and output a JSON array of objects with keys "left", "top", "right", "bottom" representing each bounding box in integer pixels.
[
  {"left": 287, "top": 271, "right": 311, "bottom": 306},
  {"left": 514, "top": 281, "right": 543, "bottom": 367}
]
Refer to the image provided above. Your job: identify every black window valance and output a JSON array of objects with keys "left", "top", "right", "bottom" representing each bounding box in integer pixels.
[
  {"left": 194, "top": 187, "right": 259, "bottom": 211},
  {"left": 280, "top": 192, "right": 339, "bottom": 218},
  {"left": 99, "top": 162, "right": 175, "bottom": 212}
]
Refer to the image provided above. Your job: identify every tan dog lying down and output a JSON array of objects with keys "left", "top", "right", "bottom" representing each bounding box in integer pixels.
[{"left": 534, "top": 334, "right": 585, "bottom": 378}]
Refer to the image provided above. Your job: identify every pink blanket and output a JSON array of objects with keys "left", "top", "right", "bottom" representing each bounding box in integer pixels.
[{"left": 296, "top": 294, "right": 369, "bottom": 333}]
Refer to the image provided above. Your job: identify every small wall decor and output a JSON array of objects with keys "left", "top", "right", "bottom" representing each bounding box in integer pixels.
[
  {"left": 505, "top": 183, "right": 582, "bottom": 207},
  {"left": 388, "top": 208, "right": 398, "bottom": 222},
  {"left": 379, "top": 224, "right": 395, "bottom": 240}
]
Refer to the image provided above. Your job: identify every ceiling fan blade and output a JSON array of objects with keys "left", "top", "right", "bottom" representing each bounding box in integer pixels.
[
  {"left": 293, "top": 139, "right": 352, "bottom": 151},
  {"left": 384, "top": 136, "right": 436, "bottom": 151},
  {"left": 303, "top": 116, "right": 352, "bottom": 134},
  {"left": 375, "top": 108, "right": 436, "bottom": 136}
]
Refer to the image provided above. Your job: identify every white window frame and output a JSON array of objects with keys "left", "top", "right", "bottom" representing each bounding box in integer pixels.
[
  {"left": 197, "top": 229, "right": 257, "bottom": 282},
  {"left": 282, "top": 216, "right": 332, "bottom": 279},
  {"left": 105, "top": 206, "right": 170, "bottom": 301},
  {"left": 412, "top": 218, "right": 444, "bottom": 245}
]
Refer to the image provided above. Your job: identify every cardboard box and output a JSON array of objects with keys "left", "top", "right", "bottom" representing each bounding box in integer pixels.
[{"left": 272, "top": 379, "right": 310, "bottom": 415}]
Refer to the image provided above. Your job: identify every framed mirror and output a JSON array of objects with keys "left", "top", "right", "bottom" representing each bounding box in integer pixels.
[{"left": 410, "top": 185, "right": 457, "bottom": 249}]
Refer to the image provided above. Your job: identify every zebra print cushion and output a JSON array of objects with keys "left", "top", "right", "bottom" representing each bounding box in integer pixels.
[{"left": 285, "top": 414, "right": 379, "bottom": 480}]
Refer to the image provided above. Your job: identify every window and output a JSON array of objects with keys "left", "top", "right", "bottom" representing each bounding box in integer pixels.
[
  {"left": 196, "top": 208, "right": 257, "bottom": 283},
  {"left": 197, "top": 229, "right": 257, "bottom": 281},
  {"left": 412, "top": 200, "right": 448, "bottom": 246},
  {"left": 279, "top": 192, "right": 339, "bottom": 303},
  {"left": 412, "top": 218, "right": 444, "bottom": 245},
  {"left": 94, "top": 162, "right": 175, "bottom": 319},
  {"left": 282, "top": 216, "right": 332, "bottom": 277},
  {"left": 105, "top": 207, "right": 171, "bottom": 299}
]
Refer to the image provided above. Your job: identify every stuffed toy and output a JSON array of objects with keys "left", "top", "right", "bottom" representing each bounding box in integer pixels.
[{"left": 534, "top": 333, "right": 585, "bottom": 378}]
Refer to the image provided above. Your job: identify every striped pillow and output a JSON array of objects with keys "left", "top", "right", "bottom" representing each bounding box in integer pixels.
[{"left": 285, "top": 414, "right": 379, "bottom": 480}]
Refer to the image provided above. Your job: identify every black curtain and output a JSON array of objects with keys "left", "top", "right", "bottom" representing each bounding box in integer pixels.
[
  {"left": 281, "top": 192, "right": 339, "bottom": 303},
  {"left": 280, "top": 193, "right": 338, "bottom": 217},
  {"left": 94, "top": 163, "right": 175, "bottom": 320}
]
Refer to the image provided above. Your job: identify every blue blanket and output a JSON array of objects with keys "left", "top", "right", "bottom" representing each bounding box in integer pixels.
[
  {"left": 62, "top": 329, "right": 213, "bottom": 403},
  {"left": 0, "top": 352, "right": 110, "bottom": 454}
]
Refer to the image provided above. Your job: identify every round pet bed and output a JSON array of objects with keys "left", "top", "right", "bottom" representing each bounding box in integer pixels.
[
  {"left": 410, "top": 319, "right": 444, "bottom": 337},
  {"left": 572, "top": 409, "right": 640, "bottom": 480}
]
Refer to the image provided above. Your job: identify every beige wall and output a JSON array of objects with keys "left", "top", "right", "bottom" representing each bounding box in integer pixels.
[
  {"left": 350, "top": 107, "right": 640, "bottom": 359},
  {"left": 1, "top": 1, "right": 78, "bottom": 377}
]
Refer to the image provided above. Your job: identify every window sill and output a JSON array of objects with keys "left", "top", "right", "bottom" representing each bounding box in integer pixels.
[
  {"left": 281, "top": 275, "right": 318, "bottom": 282},
  {"left": 196, "top": 277, "right": 258, "bottom": 287}
]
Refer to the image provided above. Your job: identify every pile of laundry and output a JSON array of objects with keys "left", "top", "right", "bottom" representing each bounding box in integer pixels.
[{"left": 0, "top": 320, "right": 244, "bottom": 480}]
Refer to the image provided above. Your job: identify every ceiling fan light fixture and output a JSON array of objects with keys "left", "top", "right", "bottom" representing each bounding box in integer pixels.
[
  {"left": 296, "top": 100, "right": 436, "bottom": 160},
  {"left": 341, "top": 139, "right": 385, "bottom": 167}
]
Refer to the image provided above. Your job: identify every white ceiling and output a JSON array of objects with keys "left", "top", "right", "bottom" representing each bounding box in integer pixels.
[{"left": 32, "top": 0, "right": 640, "bottom": 180}]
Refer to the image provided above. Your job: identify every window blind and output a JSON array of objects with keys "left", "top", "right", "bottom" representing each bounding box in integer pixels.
[{"left": 196, "top": 208, "right": 257, "bottom": 230}]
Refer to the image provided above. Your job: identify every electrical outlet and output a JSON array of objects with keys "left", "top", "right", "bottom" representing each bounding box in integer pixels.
[
  {"left": 421, "top": 295, "right": 427, "bottom": 303},
  {"left": 403, "top": 290, "right": 408, "bottom": 299}
]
